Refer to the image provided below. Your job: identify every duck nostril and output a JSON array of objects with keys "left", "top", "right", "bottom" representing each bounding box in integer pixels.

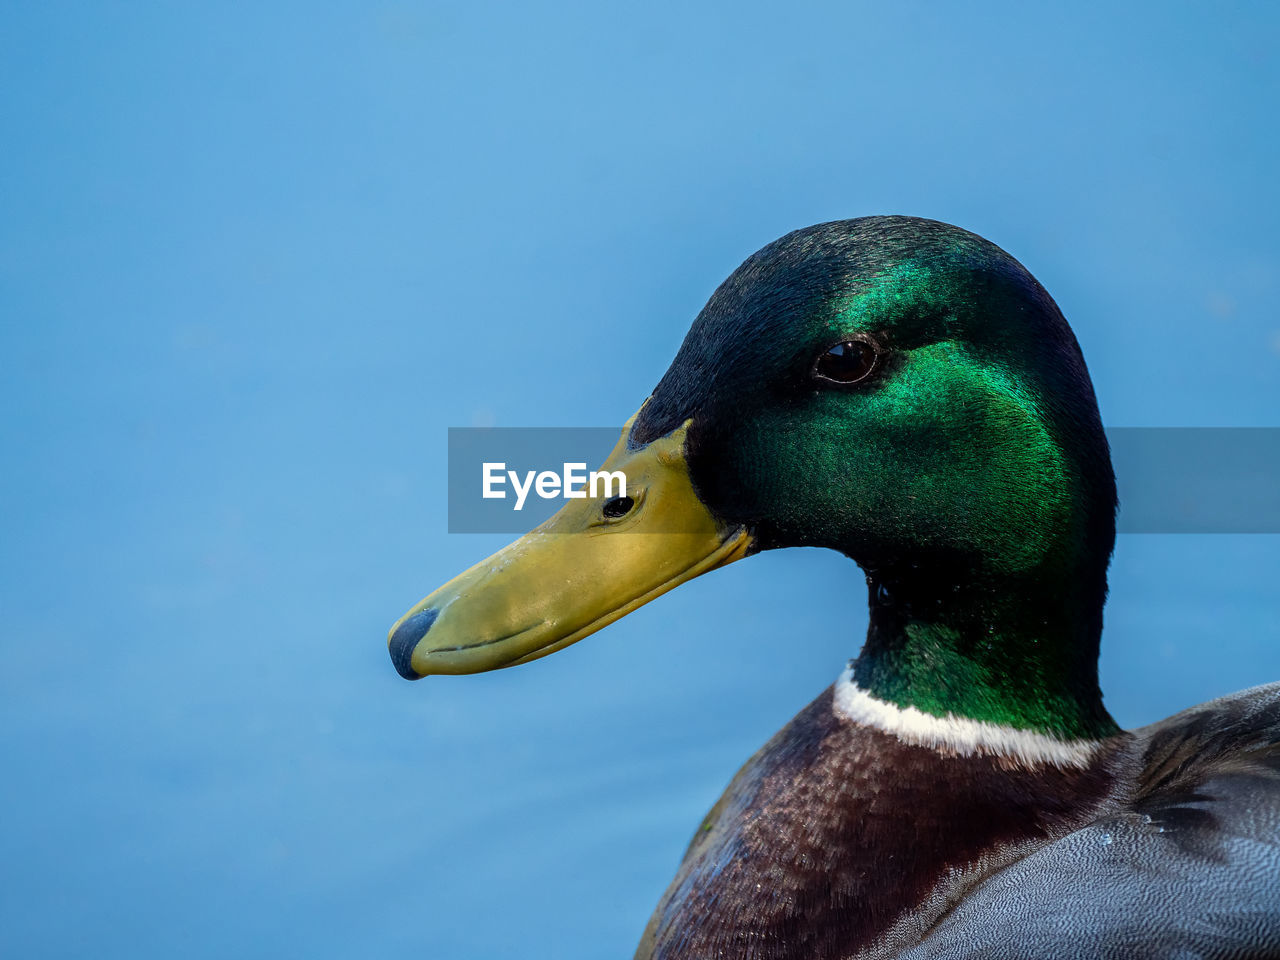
[{"left": 602, "top": 495, "right": 635, "bottom": 519}]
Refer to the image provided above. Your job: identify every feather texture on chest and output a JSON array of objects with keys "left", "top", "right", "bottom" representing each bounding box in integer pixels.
[{"left": 636, "top": 687, "right": 1125, "bottom": 960}]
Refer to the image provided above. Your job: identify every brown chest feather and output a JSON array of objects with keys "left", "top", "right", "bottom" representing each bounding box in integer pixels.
[{"left": 636, "top": 687, "right": 1121, "bottom": 960}]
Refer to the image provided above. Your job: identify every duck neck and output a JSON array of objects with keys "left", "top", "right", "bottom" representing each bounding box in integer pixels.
[{"left": 850, "top": 555, "right": 1119, "bottom": 742}]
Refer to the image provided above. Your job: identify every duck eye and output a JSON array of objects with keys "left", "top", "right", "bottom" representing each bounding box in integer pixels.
[
  {"left": 812, "top": 339, "right": 877, "bottom": 385},
  {"left": 602, "top": 495, "right": 635, "bottom": 519}
]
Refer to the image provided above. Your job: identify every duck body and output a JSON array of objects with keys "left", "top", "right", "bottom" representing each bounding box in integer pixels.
[
  {"left": 388, "top": 217, "right": 1280, "bottom": 958},
  {"left": 637, "top": 680, "right": 1280, "bottom": 959}
]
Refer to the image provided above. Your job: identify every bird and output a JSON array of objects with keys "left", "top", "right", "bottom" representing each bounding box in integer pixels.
[{"left": 387, "top": 217, "right": 1280, "bottom": 959}]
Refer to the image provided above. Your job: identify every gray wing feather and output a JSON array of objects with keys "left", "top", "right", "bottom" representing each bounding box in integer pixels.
[{"left": 904, "top": 683, "right": 1280, "bottom": 960}]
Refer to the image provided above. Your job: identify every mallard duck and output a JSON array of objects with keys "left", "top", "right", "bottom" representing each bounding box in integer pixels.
[{"left": 387, "top": 217, "right": 1280, "bottom": 958}]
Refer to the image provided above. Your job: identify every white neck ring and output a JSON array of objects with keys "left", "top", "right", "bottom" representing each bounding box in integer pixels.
[{"left": 832, "top": 667, "right": 1102, "bottom": 769}]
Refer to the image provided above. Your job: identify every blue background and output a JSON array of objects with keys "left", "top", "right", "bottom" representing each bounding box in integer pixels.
[{"left": 3, "top": 4, "right": 1278, "bottom": 957}]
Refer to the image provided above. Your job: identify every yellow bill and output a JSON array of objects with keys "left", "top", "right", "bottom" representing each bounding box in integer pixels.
[{"left": 387, "top": 415, "right": 752, "bottom": 678}]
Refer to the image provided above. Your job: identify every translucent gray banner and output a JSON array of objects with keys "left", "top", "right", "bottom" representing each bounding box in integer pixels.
[
  {"left": 447, "top": 427, "right": 1280, "bottom": 534},
  {"left": 1109, "top": 428, "right": 1280, "bottom": 533}
]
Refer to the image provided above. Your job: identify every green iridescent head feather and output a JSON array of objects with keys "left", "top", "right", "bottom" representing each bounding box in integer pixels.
[{"left": 632, "top": 216, "right": 1118, "bottom": 739}]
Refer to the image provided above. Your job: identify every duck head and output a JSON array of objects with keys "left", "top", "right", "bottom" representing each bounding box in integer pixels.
[{"left": 389, "top": 217, "right": 1119, "bottom": 740}]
